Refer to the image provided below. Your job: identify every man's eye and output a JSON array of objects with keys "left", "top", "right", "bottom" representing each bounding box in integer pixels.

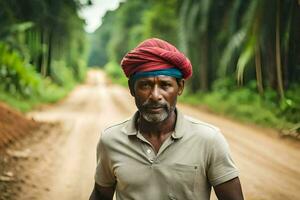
[
  {"left": 161, "top": 83, "right": 172, "bottom": 89},
  {"left": 140, "top": 83, "right": 150, "bottom": 88}
]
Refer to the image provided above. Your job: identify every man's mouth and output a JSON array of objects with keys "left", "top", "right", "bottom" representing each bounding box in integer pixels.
[{"left": 144, "top": 105, "right": 165, "bottom": 113}]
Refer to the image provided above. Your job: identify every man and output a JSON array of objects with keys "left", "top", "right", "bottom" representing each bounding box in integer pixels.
[{"left": 90, "top": 38, "right": 244, "bottom": 200}]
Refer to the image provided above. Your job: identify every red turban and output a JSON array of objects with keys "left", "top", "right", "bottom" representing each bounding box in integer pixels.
[{"left": 121, "top": 38, "right": 192, "bottom": 79}]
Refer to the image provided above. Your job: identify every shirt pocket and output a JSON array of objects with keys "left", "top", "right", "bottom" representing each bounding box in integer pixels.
[{"left": 167, "top": 163, "right": 199, "bottom": 199}]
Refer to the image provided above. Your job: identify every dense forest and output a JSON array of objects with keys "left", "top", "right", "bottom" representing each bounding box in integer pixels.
[
  {"left": 89, "top": 0, "right": 300, "bottom": 130},
  {"left": 0, "top": 0, "right": 299, "bottom": 131},
  {"left": 0, "top": 0, "right": 89, "bottom": 110}
]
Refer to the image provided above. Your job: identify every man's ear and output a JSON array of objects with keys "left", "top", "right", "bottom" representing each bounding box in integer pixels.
[
  {"left": 128, "top": 79, "right": 135, "bottom": 96},
  {"left": 177, "top": 79, "right": 185, "bottom": 96}
]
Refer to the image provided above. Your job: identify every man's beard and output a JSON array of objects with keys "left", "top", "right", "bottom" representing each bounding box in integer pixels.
[{"left": 139, "top": 99, "right": 175, "bottom": 123}]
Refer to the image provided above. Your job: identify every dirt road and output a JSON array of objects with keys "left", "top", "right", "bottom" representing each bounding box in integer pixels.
[{"left": 2, "top": 70, "right": 300, "bottom": 200}]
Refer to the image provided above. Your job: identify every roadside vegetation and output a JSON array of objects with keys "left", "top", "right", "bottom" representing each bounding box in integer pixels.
[
  {"left": 90, "top": 0, "right": 300, "bottom": 132},
  {"left": 180, "top": 79, "right": 299, "bottom": 130},
  {"left": 0, "top": 0, "right": 88, "bottom": 112}
]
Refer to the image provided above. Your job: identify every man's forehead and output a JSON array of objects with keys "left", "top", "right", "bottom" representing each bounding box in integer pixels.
[{"left": 136, "top": 75, "right": 177, "bottom": 82}]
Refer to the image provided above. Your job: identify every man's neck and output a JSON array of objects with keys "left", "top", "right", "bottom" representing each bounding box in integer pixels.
[
  {"left": 137, "top": 110, "right": 177, "bottom": 137},
  {"left": 136, "top": 110, "right": 177, "bottom": 153}
]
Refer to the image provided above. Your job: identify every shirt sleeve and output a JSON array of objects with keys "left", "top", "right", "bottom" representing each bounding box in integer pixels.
[
  {"left": 207, "top": 131, "right": 239, "bottom": 186},
  {"left": 94, "top": 133, "right": 116, "bottom": 187}
]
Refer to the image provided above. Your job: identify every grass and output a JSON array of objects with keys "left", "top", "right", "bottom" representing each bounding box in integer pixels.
[
  {"left": 179, "top": 88, "right": 295, "bottom": 130},
  {"left": 0, "top": 81, "right": 75, "bottom": 112},
  {"left": 0, "top": 41, "right": 85, "bottom": 113}
]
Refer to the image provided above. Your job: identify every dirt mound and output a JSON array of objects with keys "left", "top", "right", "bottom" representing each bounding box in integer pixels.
[{"left": 0, "top": 102, "right": 40, "bottom": 149}]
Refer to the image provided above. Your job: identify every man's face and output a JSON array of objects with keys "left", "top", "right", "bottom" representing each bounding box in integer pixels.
[{"left": 131, "top": 76, "right": 184, "bottom": 123}]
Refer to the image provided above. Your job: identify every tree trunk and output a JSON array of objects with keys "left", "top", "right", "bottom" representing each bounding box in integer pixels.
[
  {"left": 275, "top": 0, "right": 285, "bottom": 99},
  {"left": 41, "top": 30, "right": 48, "bottom": 77},
  {"left": 200, "top": 34, "right": 208, "bottom": 91},
  {"left": 255, "top": 43, "right": 264, "bottom": 95},
  {"left": 46, "top": 31, "right": 52, "bottom": 77}
]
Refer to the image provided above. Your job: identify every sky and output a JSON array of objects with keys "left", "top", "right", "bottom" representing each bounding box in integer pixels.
[{"left": 79, "top": 0, "right": 122, "bottom": 33}]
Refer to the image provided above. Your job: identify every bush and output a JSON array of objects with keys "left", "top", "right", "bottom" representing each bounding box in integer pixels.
[
  {"left": 280, "top": 85, "right": 300, "bottom": 123},
  {"left": 104, "top": 61, "right": 127, "bottom": 86},
  {"left": 72, "top": 58, "right": 87, "bottom": 82},
  {"left": 180, "top": 79, "right": 297, "bottom": 130},
  {"left": 0, "top": 42, "right": 42, "bottom": 97},
  {"left": 51, "top": 60, "right": 76, "bottom": 89},
  {"left": 0, "top": 42, "right": 76, "bottom": 112}
]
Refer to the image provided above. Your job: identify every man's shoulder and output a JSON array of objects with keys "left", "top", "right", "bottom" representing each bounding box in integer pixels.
[
  {"left": 102, "top": 118, "right": 131, "bottom": 137},
  {"left": 184, "top": 114, "right": 218, "bottom": 128},
  {"left": 184, "top": 115, "right": 219, "bottom": 131},
  {"left": 182, "top": 114, "right": 221, "bottom": 139}
]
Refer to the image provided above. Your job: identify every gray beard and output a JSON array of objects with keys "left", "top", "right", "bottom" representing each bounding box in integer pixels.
[{"left": 141, "top": 109, "right": 169, "bottom": 123}]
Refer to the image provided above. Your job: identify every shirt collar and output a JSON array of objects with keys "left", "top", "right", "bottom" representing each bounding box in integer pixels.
[{"left": 121, "top": 109, "right": 187, "bottom": 139}]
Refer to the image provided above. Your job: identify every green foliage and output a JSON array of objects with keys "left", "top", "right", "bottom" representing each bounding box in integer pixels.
[
  {"left": 0, "top": 41, "right": 75, "bottom": 112},
  {"left": 180, "top": 0, "right": 299, "bottom": 95},
  {"left": 180, "top": 79, "right": 299, "bottom": 129},
  {"left": 0, "top": 0, "right": 88, "bottom": 81},
  {"left": 280, "top": 85, "right": 300, "bottom": 123},
  {"left": 72, "top": 58, "right": 87, "bottom": 82},
  {"left": 50, "top": 60, "right": 75, "bottom": 88},
  {"left": 0, "top": 80, "right": 71, "bottom": 112},
  {"left": 107, "top": 0, "right": 150, "bottom": 63},
  {"left": 142, "top": 0, "right": 179, "bottom": 45},
  {"left": 104, "top": 61, "right": 127, "bottom": 86},
  {"left": 0, "top": 42, "right": 42, "bottom": 97},
  {"left": 0, "top": 0, "right": 88, "bottom": 112},
  {"left": 88, "top": 11, "right": 116, "bottom": 67},
  {"left": 90, "top": 0, "right": 180, "bottom": 66}
]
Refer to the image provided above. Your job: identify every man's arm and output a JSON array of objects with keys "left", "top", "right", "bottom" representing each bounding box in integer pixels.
[
  {"left": 214, "top": 177, "right": 244, "bottom": 200},
  {"left": 89, "top": 183, "right": 115, "bottom": 200}
]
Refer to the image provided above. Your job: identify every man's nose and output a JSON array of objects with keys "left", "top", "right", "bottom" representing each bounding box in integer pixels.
[{"left": 149, "top": 85, "right": 162, "bottom": 101}]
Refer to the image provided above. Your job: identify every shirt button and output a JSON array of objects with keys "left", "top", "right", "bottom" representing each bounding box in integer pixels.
[
  {"left": 168, "top": 194, "right": 176, "bottom": 200},
  {"left": 146, "top": 149, "right": 152, "bottom": 154},
  {"left": 149, "top": 158, "right": 154, "bottom": 163}
]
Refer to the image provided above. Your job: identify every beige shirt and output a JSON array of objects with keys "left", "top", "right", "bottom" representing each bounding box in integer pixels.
[{"left": 95, "top": 110, "right": 239, "bottom": 200}]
